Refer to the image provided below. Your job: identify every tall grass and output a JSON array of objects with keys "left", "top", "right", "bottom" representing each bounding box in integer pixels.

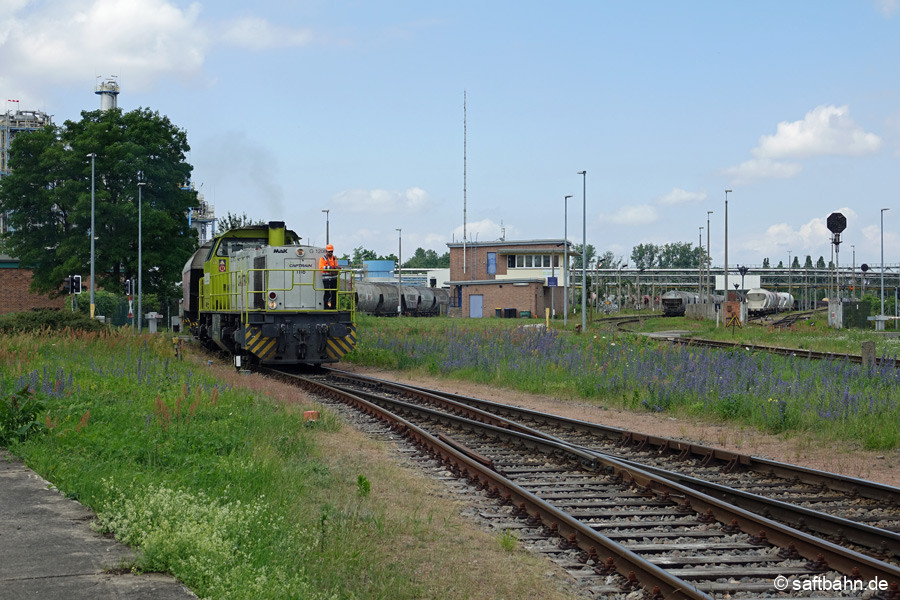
[
  {"left": 349, "top": 316, "right": 900, "bottom": 450},
  {"left": 0, "top": 330, "right": 422, "bottom": 599}
]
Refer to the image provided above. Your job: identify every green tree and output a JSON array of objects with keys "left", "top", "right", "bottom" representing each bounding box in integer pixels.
[
  {"left": 570, "top": 243, "right": 596, "bottom": 269},
  {"left": 351, "top": 246, "right": 378, "bottom": 264},
  {"left": 596, "top": 250, "right": 621, "bottom": 269},
  {"left": 0, "top": 107, "right": 197, "bottom": 297},
  {"left": 658, "top": 241, "right": 700, "bottom": 268},
  {"left": 816, "top": 256, "right": 826, "bottom": 269},
  {"left": 630, "top": 243, "right": 659, "bottom": 269},
  {"left": 804, "top": 255, "right": 814, "bottom": 268},
  {"left": 403, "top": 247, "right": 450, "bottom": 268},
  {"left": 792, "top": 256, "right": 800, "bottom": 269},
  {"left": 219, "top": 211, "right": 264, "bottom": 231},
  {"left": 762, "top": 258, "right": 770, "bottom": 268}
]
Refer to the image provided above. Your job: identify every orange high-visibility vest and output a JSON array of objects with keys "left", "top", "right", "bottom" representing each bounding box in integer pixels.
[{"left": 318, "top": 255, "right": 338, "bottom": 272}]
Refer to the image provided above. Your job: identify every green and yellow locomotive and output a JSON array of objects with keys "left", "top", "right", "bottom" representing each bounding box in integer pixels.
[{"left": 181, "top": 221, "right": 355, "bottom": 367}]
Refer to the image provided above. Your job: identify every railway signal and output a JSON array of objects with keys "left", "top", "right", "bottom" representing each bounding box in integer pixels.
[
  {"left": 826, "top": 212, "right": 847, "bottom": 234},
  {"left": 72, "top": 275, "right": 82, "bottom": 294}
]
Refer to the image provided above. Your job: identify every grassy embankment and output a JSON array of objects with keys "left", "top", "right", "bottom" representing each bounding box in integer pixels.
[
  {"left": 350, "top": 314, "right": 900, "bottom": 450},
  {"left": 0, "top": 324, "right": 576, "bottom": 600}
]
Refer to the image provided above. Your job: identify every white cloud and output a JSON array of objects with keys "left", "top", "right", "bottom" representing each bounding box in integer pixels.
[
  {"left": 753, "top": 105, "right": 882, "bottom": 160},
  {"left": 606, "top": 205, "right": 658, "bottom": 226},
  {"left": 658, "top": 188, "right": 707, "bottom": 206},
  {"left": 877, "top": 0, "right": 898, "bottom": 17},
  {"left": 745, "top": 208, "right": 858, "bottom": 257},
  {"left": 219, "top": 16, "right": 315, "bottom": 50},
  {"left": 0, "top": 0, "right": 319, "bottom": 94},
  {"left": 333, "top": 187, "right": 433, "bottom": 214},
  {"left": 722, "top": 158, "right": 803, "bottom": 184},
  {"left": 724, "top": 105, "right": 882, "bottom": 184},
  {"left": 451, "top": 218, "right": 510, "bottom": 242},
  {"left": 0, "top": 0, "right": 207, "bottom": 90}
]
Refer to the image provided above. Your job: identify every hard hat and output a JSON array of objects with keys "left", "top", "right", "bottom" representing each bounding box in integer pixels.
[{"left": 325, "top": 244, "right": 334, "bottom": 251}]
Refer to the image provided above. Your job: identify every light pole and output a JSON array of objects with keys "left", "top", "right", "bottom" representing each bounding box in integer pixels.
[
  {"left": 396, "top": 228, "right": 402, "bottom": 316},
  {"left": 882, "top": 208, "right": 890, "bottom": 316},
  {"left": 851, "top": 244, "right": 855, "bottom": 298},
  {"left": 138, "top": 180, "right": 146, "bottom": 333},
  {"left": 617, "top": 264, "right": 628, "bottom": 311},
  {"left": 87, "top": 153, "right": 97, "bottom": 319},
  {"left": 724, "top": 189, "right": 732, "bottom": 301},
  {"left": 577, "top": 170, "right": 587, "bottom": 332},
  {"left": 563, "top": 194, "right": 572, "bottom": 327},
  {"left": 787, "top": 250, "right": 792, "bottom": 300},
  {"left": 322, "top": 209, "right": 330, "bottom": 245},
  {"left": 698, "top": 226, "right": 704, "bottom": 296},
  {"left": 706, "top": 210, "right": 712, "bottom": 299}
]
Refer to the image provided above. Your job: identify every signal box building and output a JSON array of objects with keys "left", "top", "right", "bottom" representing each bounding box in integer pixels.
[{"left": 446, "top": 239, "right": 570, "bottom": 318}]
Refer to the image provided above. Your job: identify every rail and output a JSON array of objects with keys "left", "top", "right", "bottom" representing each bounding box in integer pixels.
[{"left": 273, "top": 368, "right": 900, "bottom": 598}]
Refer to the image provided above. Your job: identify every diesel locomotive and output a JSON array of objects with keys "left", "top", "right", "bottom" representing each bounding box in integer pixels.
[{"left": 181, "top": 221, "right": 356, "bottom": 368}]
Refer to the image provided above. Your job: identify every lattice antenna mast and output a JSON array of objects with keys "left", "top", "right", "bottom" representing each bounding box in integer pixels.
[{"left": 463, "top": 90, "right": 467, "bottom": 275}]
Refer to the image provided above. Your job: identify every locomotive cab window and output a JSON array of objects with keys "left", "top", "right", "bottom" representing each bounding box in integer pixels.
[{"left": 216, "top": 238, "right": 267, "bottom": 257}]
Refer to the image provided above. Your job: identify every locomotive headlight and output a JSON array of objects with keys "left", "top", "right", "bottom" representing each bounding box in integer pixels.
[{"left": 268, "top": 291, "right": 278, "bottom": 310}]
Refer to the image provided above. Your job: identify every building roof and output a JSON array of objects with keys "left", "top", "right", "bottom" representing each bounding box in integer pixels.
[{"left": 446, "top": 239, "right": 569, "bottom": 249}]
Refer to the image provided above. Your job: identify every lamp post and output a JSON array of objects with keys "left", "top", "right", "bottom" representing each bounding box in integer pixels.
[
  {"left": 787, "top": 250, "right": 792, "bottom": 300},
  {"left": 851, "top": 244, "right": 855, "bottom": 299},
  {"left": 617, "top": 264, "right": 628, "bottom": 312},
  {"left": 138, "top": 180, "right": 146, "bottom": 333},
  {"left": 322, "top": 209, "right": 330, "bottom": 245},
  {"left": 706, "top": 210, "right": 712, "bottom": 299},
  {"left": 396, "top": 228, "right": 402, "bottom": 316},
  {"left": 87, "top": 153, "right": 97, "bottom": 319},
  {"left": 577, "top": 170, "right": 587, "bottom": 332},
  {"left": 882, "top": 208, "right": 890, "bottom": 317},
  {"left": 698, "top": 226, "right": 704, "bottom": 296},
  {"left": 724, "top": 189, "right": 732, "bottom": 301},
  {"left": 563, "top": 194, "right": 573, "bottom": 327}
]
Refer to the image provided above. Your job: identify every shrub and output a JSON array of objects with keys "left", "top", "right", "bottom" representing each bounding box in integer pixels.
[{"left": 0, "top": 309, "right": 108, "bottom": 334}]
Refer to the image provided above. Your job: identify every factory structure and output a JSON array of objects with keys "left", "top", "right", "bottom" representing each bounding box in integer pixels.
[{"left": 1, "top": 106, "right": 53, "bottom": 234}]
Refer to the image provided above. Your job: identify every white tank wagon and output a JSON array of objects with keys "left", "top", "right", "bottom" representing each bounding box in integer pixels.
[
  {"left": 775, "top": 292, "right": 795, "bottom": 310},
  {"left": 745, "top": 288, "right": 789, "bottom": 316}
]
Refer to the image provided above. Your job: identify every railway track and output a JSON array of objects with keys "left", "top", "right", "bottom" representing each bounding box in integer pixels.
[
  {"left": 264, "top": 367, "right": 900, "bottom": 599},
  {"left": 321, "top": 369, "right": 900, "bottom": 562},
  {"left": 600, "top": 311, "right": 897, "bottom": 368}
]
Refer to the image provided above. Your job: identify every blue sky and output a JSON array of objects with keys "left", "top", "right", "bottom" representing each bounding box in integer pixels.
[{"left": 3, "top": 0, "right": 899, "bottom": 269}]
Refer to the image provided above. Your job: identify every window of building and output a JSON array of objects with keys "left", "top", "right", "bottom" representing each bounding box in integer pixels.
[{"left": 507, "top": 254, "right": 556, "bottom": 269}]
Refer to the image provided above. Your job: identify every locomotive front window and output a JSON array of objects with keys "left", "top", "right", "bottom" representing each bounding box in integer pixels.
[{"left": 215, "top": 238, "right": 267, "bottom": 257}]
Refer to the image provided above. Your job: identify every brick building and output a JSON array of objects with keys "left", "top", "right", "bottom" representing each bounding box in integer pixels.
[
  {"left": 446, "top": 239, "right": 571, "bottom": 318},
  {"left": 0, "top": 254, "right": 68, "bottom": 314}
]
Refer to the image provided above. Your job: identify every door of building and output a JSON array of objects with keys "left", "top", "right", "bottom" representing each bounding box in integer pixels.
[{"left": 469, "top": 294, "right": 483, "bottom": 318}]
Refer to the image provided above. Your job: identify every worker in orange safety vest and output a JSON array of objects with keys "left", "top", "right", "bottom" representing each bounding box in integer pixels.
[{"left": 318, "top": 244, "right": 339, "bottom": 309}]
